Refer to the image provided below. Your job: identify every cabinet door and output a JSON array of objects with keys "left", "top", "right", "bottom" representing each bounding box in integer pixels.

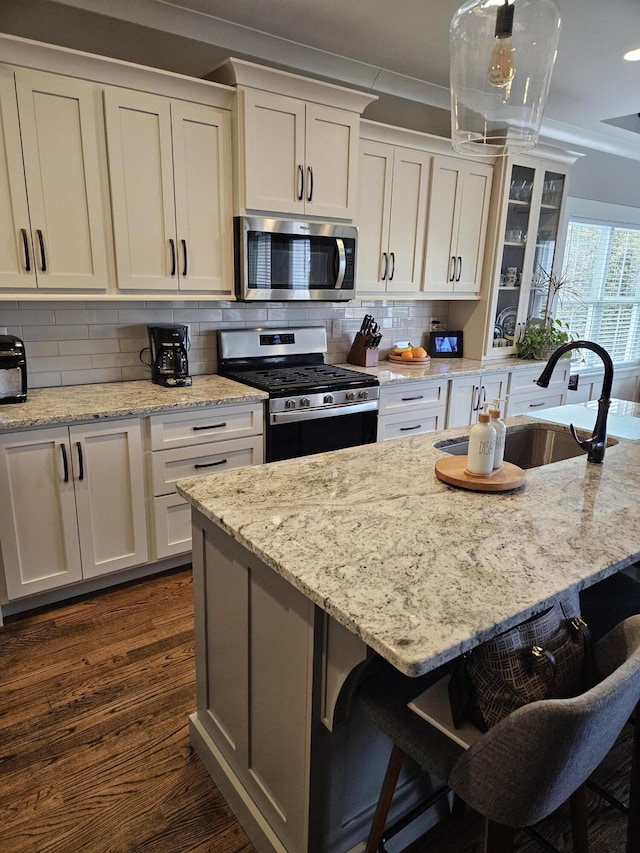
[
  {"left": 454, "top": 162, "right": 492, "bottom": 295},
  {"left": 0, "top": 68, "right": 35, "bottom": 289},
  {"left": 71, "top": 419, "right": 148, "bottom": 579},
  {"left": 172, "top": 102, "right": 233, "bottom": 294},
  {"left": 305, "top": 102, "right": 358, "bottom": 219},
  {"left": 0, "top": 427, "right": 82, "bottom": 599},
  {"left": 242, "top": 88, "right": 305, "bottom": 215},
  {"left": 423, "top": 158, "right": 461, "bottom": 292},
  {"left": 386, "top": 147, "right": 431, "bottom": 292},
  {"left": 357, "top": 140, "right": 393, "bottom": 292},
  {"left": 447, "top": 375, "right": 482, "bottom": 428},
  {"left": 104, "top": 88, "right": 177, "bottom": 290},
  {"left": 15, "top": 69, "right": 109, "bottom": 290}
]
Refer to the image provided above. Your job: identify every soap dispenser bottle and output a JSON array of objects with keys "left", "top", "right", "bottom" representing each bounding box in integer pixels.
[
  {"left": 489, "top": 398, "right": 507, "bottom": 470},
  {"left": 466, "top": 402, "right": 496, "bottom": 475}
]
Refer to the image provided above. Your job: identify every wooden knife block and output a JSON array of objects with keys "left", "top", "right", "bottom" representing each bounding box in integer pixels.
[{"left": 347, "top": 333, "right": 379, "bottom": 367}]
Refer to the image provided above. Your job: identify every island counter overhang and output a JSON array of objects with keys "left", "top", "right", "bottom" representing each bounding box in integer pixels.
[
  {"left": 176, "top": 415, "right": 640, "bottom": 853},
  {"left": 177, "top": 414, "right": 640, "bottom": 679}
]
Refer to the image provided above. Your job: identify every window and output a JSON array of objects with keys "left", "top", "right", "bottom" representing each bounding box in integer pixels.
[{"left": 557, "top": 218, "right": 640, "bottom": 367}]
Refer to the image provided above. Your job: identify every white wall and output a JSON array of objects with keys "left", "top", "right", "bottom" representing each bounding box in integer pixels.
[{"left": 568, "top": 151, "right": 640, "bottom": 209}]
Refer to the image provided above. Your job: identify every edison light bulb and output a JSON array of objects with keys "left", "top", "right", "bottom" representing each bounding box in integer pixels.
[
  {"left": 488, "top": 1, "right": 516, "bottom": 88},
  {"left": 488, "top": 35, "right": 515, "bottom": 87}
]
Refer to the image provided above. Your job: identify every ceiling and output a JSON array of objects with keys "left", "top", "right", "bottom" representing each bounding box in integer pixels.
[{"left": 3, "top": 0, "right": 640, "bottom": 160}]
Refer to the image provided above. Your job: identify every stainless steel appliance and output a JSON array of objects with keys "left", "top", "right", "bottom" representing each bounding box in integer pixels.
[
  {"left": 234, "top": 216, "right": 357, "bottom": 302},
  {"left": 147, "top": 324, "right": 192, "bottom": 387},
  {"left": 0, "top": 335, "right": 27, "bottom": 403},
  {"left": 218, "top": 326, "right": 379, "bottom": 462}
]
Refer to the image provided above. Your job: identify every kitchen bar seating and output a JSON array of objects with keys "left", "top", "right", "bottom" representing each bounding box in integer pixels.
[{"left": 359, "top": 616, "right": 640, "bottom": 853}]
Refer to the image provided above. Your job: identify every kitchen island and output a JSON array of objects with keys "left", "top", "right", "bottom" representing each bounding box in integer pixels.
[{"left": 177, "top": 415, "right": 640, "bottom": 853}]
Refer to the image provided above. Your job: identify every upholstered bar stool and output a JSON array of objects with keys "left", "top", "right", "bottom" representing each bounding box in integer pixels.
[{"left": 358, "top": 616, "right": 640, "bottom": 853}]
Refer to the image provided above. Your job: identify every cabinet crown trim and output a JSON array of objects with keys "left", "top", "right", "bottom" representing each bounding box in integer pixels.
[{"left": 207, "top": 57, "right": 377, "bottom": 113}]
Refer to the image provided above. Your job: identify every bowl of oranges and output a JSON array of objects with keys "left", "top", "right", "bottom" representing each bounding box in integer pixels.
[{"left": 388, "top": 343, "right": 430, "bottom": 364}]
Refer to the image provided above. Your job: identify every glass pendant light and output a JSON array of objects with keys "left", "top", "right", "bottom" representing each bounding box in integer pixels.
[{"left": 450, "top": 0, "right": 562, "bottom": 156}]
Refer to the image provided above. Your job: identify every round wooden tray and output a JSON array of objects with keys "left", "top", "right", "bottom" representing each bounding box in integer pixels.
[
  {"left": 388, "top": 353, "right": 431, "bottom": 364},
  {"left": 435, "top": 456, "right": 525, "bottom": 492}
]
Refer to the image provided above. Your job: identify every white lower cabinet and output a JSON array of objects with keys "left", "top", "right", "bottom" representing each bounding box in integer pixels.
[
  {"left": 447, "top": 371, "right": 509, "bottom": 428},
  {"left": 377, "top": 381, "right": 448, "bottom": 441},
  {"left": 0, "top": 419, "right": 148, "bottom": 600},
  {"left": 506, "top": 363, "right": 570, "bottom": 417},
  {"left": 147, "top": 403, "right": 264, "bottom": 559}
]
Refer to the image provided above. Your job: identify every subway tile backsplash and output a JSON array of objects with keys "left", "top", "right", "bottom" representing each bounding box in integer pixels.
[{"left": 1, "top": 300, "right": 449, "bottom": 388}]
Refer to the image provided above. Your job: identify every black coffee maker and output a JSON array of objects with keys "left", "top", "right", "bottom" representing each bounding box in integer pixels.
[
  {"left": 0, "top": 334, "right": 27, "bottom": 403},
  {"left": 147, "top": 324, "right": 192, "bottom": 387}
]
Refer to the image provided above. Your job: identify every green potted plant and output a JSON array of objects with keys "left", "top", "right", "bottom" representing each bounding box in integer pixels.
[{"left": 515, "top": 265, "right": 579, "bottom": 360}]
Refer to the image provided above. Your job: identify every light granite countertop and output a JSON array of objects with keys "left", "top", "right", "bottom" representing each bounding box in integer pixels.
[
  {"left": 342, "top": 355, "right": 539, "bottom": 384},
  {"left": 177, "top": 417, "right": 640, "bottom": 677},
  {"left": 0, "top": 358, "right": 534, "bottom": 430},
  {"left": 0, "top": 374, "right": 268, "bottom": 431}
]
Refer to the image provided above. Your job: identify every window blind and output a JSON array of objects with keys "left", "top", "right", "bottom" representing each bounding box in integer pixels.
[{"left": 556, "top": 218, "right": 640, "bottom": 366}]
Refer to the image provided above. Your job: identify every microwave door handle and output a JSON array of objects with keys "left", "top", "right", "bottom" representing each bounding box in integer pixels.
[{"left": 334, "top": 238, "right": 346, "bottom": 289}]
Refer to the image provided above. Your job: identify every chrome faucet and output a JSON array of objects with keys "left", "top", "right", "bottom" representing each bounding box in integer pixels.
[{"left": 536, "top": 340, "right": 614, "bottom": 464}]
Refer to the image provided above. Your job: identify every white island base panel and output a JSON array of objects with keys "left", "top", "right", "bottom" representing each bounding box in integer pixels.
[{"left": 189, "top": 515, "right": 444, "bottom": 853}]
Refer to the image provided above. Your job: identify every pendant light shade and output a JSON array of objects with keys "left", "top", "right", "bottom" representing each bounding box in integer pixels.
[{"left": 450, "top": 0, "right": 561, "bottom": 156}]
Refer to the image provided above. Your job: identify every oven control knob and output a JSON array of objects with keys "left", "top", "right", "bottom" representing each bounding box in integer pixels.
[
  {"left": 300, "top": 397, "right": 311, "bottom": 407},
  {"left": 345, "top": 391, "right": 356, "bottom": 401},
  {"left": 323, "top": 394, "right": 334, "bottom": 404},
  {"left": 358, "top": 390, "right": 369, "bottom": 400},
  {"left": 285, "top": 399, "right": 296, "bottom": 409}
]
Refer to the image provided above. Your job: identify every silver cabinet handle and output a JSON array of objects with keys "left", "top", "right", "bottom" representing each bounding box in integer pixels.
[
  {"left": 456, "top": 256, "right": 462, "bottom": 282},
  {"left": 472, "top": 385, "right": 480, "bottom": 411},
  {"left": 334, "top": 238, "right": 346, "bottom": 289}
]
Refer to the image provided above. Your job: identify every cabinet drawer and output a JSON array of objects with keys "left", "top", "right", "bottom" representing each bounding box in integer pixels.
[
  {"left": 148, "top": 403, "right": 263, "bottom": 450},
  {"left": 379, "top": 381, "right": 447, "bottom": 415},
  {"left": 509, "top": 364, "right": 570, "bottom": 394},
  {"left": 507, "top": 390, "right": 566, "bottom": 417},
  {"left": 152, "top": 493, "right": 191, "bottom": 559},
  {"left": 150, "top": 435, "right": 264, "bottom": 496},
  {"left": 377, "top": 406, "right": 446, "bottom": 442}
]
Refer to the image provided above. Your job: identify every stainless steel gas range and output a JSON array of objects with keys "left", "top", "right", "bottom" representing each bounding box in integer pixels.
[{"left": 217, "top": 326, "right": 379, "bottom": 462}]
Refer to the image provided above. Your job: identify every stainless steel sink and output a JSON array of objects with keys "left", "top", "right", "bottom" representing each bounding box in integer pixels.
[{"left": 434, "top": 425, "right": 618, "bottom": 469}]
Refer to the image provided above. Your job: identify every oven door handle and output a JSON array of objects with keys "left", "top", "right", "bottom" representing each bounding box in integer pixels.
[
  {"left": 334, "top": 238, "right": 346, "bottom": 289},
  {"left": 270, "top": 400, "right": 378, "bottom": 424}
]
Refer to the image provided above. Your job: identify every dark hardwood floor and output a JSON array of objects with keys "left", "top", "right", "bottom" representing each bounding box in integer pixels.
[
  {"left": 0, "top": 567, "right": 255, "bottom": 853},
  {"left": 0, "top": 567, "right": 632, "bottom": 852}
]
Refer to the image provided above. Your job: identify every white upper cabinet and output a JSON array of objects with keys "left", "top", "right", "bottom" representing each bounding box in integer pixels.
[
  {"left": 0, "top": 67, "right": 110, "bottom": 291},
  {"left": 104, "top": 88, "right": 233, "bottom": 294},
  {"left": 208, "top": 59, "right": 376, "bottom": 222},
  {"left": 423, "top": 157, "right": 493, "bottom": 296},
  {"left": 357, "top": 140, "right": 431, "bottom": 294},
  {"left": 241, "top": 89, "right": 359, "bottom": 219}
]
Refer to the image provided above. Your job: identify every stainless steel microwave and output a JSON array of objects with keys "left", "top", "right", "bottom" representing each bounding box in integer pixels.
[{"left": 234, "top": 216, "right": 357, "bottom": 301}]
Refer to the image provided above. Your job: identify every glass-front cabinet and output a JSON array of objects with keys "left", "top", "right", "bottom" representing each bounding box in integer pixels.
[{"left": 488, "top": 157, "right": 568, "bottom": 356}]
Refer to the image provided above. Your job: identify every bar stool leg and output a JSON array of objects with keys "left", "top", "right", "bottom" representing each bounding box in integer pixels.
[
  {"left": 628, "top": 707, "right": 640, "bottom": 853},
  {"left": 483, "top": 818, "right": 515, "bottom": 853},
  {"left": 569, "top": 784, "right": 589, "bottom": 853},
  {"left": 365, "top": 743, "right": 406, "bottom": 853}
]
